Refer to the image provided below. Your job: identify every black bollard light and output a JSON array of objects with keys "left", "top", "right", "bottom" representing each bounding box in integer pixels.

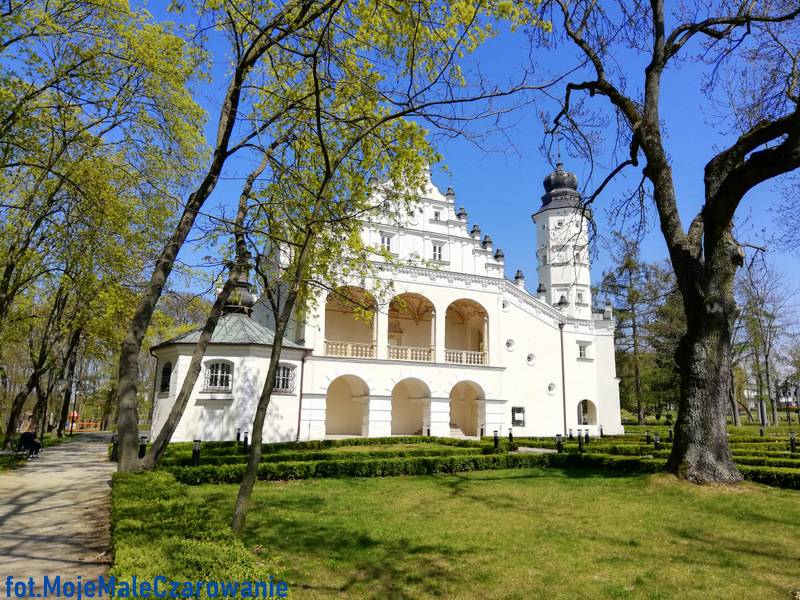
[
  {"left": 599, "top": 424, "right": 604, "bottom": 438},
  {"left": 556, "top": 434, "right": 564, "bottom": 454},
  {"left": 138, "top": 435, "right": 147, "bottom": 459},
  {"left": 480, "top": 427, "right": 484, "bottom": 438},
  {"left": 236, "top": 428, "right": 241, "bottom": 443},
  {"left": 508, "top": 430, "right": 514, "bottom": 445},
  {"left": 668, "top": 428, "right": 673, "bottom": 443},
  {"left": 791, "top": 432, "right": 797, "bottom": 454},
  {"left": 654, "top": 433, "right": 662, "bottom": 450},
  {"left": 760, "top": 427, "right": 765, "bottom": 437},
  {"left": 493, "top": 430, "right": 499, "bottom": 451},
  {"left": 645, "top": 430, "right": 651, "bottom": 444},
  {"left": 577, "top": 432, "right": 585, "bottom": 453},
  {"left": 569, "top": 428, "right": 574, "bottom": 440},
  {"left": 584, "top": 429, "right": 590, "bottom": 444},
  {"left": 111, "top": 433, "right": 119, "bottom": 462},
  {"left": 243, "top": 432, "right": 249, "bottom": 453},
  {"left": 427, "top": 427, "right": 431, "bottom": 437},
  {"left": 192, "top": 439, "right": 201, "bottom": 467}
]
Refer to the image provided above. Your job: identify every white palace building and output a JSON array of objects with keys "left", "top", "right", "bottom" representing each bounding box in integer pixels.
[{"left": 150, "top": 163, "right": 623, "bottom": 442}]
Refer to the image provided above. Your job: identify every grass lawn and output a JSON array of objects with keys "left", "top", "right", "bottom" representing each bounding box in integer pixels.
[{"left": 185, "top": 468, "right": 800, "bottom": 599}]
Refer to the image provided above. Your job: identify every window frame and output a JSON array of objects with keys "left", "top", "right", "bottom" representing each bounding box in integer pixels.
[
  {"left": 380, "top": 232, "right": 393, "bottom": 253},
  {"left": 511, "top": 407, "right": 525, "bottom": 427},
  {"left": 273, "top": 364, "right": 296, "bottom": 394},
  {"left": 431, "top": 242, "right": 444, "bottom": 262},
  {"left": 203, "top": 360, "right": 233, "bottom": 392}
]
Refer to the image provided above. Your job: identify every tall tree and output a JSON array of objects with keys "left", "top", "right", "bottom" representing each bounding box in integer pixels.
[{"left": 537, "top": 0, "right": 800, "bottom": 482}]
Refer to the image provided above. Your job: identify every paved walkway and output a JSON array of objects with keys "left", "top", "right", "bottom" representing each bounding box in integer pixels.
[{"left": 0, "top": 434, "right": 114, "bottom": 579}]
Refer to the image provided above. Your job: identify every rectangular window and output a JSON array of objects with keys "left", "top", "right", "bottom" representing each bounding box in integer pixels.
[
  {"left": 380, "top": 233, "right": 392, "bottom": 252},
  {"left": 511, "top": 407, "right": 525, "bottom": 427},
  {"left": 578, "top": 343, "right": 590, "bottom": 360},
  {"left": 274, "top": 365, "right": 295, "bottom": 393},
  {"left": 205, "top": 362, "right": 232, "bottom": 391},
  {"left": 576, "top": 292, "right": 584, "bottom": 304},
  {"left": 433, "top": 210, "right": 441, "bottom": 221},
  {"left": 432, "top": 243, "right": 443, "bottom": 261}
]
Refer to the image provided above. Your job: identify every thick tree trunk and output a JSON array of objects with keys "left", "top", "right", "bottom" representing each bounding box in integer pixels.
[
  {"left": 2, "top": 378, "right": 37, "bottom": 448},
  {"left": 667, "top": 233, "right": 742, "bottom": 483}
]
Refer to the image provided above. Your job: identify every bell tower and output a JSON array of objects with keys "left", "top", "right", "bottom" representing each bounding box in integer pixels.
[{"left": 532, "top": 162, "right": 592, "bottom": 319}]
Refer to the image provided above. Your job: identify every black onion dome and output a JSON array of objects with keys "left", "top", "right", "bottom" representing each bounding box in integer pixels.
[
  {"left": 543, "top": 162, "right": 578, "bottom": 193},
  {"left": 537, "top": 161, "right": 583, "bottom": 212}
]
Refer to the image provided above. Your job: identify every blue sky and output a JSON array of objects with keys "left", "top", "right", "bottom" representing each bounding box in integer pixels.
[{"left": 146, "top": 4, "right": 797, "bottom": 294}]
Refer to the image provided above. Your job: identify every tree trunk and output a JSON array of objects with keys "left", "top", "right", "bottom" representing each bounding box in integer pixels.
[
  {"left": 667, "top": 233, "right": 742, "bottom": 483},
  {"left": 631, "top": 312, "right": 644, "bottom": 424},
  {"left": 729, "top": 370, "right": 741, "bottom": 426},
  {"left": 231, "top": 298, "right": 294, "bottom": 535},
  {"left": 141, "top": 275, "right": 238, "bottom": 469},
  {"left": 57, "top": 328, "right": 82, "bottom": 437},
  {"left": 765, "top": 360, "right": 779, "bottom": 425},
  {"left": 2, "top": 377, "right": 38, "bottom": 448}
]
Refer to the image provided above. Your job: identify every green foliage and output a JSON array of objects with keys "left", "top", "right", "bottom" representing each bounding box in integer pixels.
[
  {"left": 163, "top": 452, "right": 552, "bottom": 485},
  {"left": 111, "top": 471, "right": 280, "bottom": 581}
]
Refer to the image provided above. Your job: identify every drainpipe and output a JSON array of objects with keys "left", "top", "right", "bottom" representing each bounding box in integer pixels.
[
  {"left": 559, "top": 322, "right": 567, "bottom": 436},
  {"left": 295, "top": 349, "right": 311, "bottom": 441}
]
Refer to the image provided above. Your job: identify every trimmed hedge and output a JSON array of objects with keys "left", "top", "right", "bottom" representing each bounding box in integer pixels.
[
  {"left": 739, "top": 466, "right": 800, "bottom": 490},
  {"left": 164, "top": 453, "right": 553, "bottom": 484},
  {"left": 159, "top": 446, "right": 484, "bottom": 467}
]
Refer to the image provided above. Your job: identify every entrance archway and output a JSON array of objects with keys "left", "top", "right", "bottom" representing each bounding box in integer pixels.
[
  {"left": 391, "top": 378, "right": 429, "bottom": 435},
  {"left": 449, "top": 380, "right": 484, "bottom": 437},
  {"left": 577, "top": 399, "right": 597, "bottom": 425},
  {"left": 325, "top": 375, "right": 368, "bottom": 436}
]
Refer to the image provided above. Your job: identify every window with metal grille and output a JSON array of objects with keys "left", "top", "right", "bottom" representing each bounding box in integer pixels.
[
  {"left": 274, "top": 364, "right": 295, "bottom": 393},
  {"left": 204, "top": 361, "right": 232, "bottom": 391},
  {"left": 511, "top": 407, "right": 525, "bottom": 427}
]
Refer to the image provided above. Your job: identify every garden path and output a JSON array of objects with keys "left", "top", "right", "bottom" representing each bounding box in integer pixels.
[{"left": 0, "top": 433, "right": 113, "bottom": 580}]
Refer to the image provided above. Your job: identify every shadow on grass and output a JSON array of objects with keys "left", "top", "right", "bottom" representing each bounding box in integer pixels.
[{"left": 199, "top": 486, "right": 466, "bottom": 599}]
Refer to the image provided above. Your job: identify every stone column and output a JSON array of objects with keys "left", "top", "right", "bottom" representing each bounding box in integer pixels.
[
  {"left": 364, "top": 394, "right": 392, "bottom": 437},
  {"left": 375, "top": 307, "right": 388, "bottom": 360},
  {"left": 435, "top": 307, "right": 446, "bottom": 363},
  {"left": 426, "top": 397, "right": 451, "bottom": 437}
]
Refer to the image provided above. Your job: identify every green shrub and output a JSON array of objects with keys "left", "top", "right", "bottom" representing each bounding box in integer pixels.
[
  {"left": 163, "top": 453, "right": 553, "bottom": 485},
  {"left": 739, "top": 466, "right": 800, "bottom": 489},
  {"left": 547, "top": 453, "right": 666, "bottom": 474},
  {"left": 733, "top": 456, "right": 800, "bottom": 469},
  {"left": 158, "top": 446, "right": 484, "bottom": 467},
  {"left": 111, "top": 471, "right": 281, "bottom": 580}
]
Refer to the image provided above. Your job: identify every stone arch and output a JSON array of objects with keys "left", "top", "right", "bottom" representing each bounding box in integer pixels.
[
  {"left": 324, "top": 286, "right": 377, "bottom": 357},
  {"left": 325, "top": 374, "right": 369, "bottom": 436},
  {"left": 444, "top": 299, "right": 489, "bottom": 365},
  {"left": 449, "top": 380, "right": 485, "bottom": 437},
  {"left": 391, "top": 378, "right": 430, "bottom": 435},
  {"left": 387, "top": 293, "right": 436, "bottom": 361},
  {"left": 577, "top": 399, "right": 598, "bottom": 426}
]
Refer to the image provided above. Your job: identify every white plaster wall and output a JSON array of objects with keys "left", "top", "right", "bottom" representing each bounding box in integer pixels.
[{"left": 150, "top": 344, "right": 306, "bottom": 443}]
